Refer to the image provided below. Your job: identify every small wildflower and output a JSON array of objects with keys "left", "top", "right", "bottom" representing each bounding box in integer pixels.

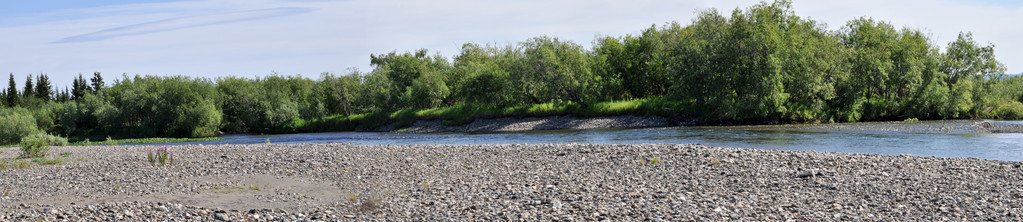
[{"left": 147, "top": 146, "right": 175, "bottom": 166}]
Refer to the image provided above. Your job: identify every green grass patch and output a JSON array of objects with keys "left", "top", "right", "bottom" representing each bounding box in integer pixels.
[
  {"left": 302, "top": 98, "right": 681, "bottom": 132},
  {"left": 0, "top": 159, "right": 32, "bottom": 170},
  {"left": 211, "top": 185, "right": 247, "bottom": 193},
  {"left": 31, "top": 158, "right": 63, "bottom": 165}
]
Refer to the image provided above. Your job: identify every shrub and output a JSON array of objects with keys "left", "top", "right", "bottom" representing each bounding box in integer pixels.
[
  {"left": 19, "top": 133, "right": 66, "bottom": 158},
  {"left": 0, "top": 108, "right": 40, "bottom": 145},
  {"left": 993, "top": 101, "right": 1023, "bottom": 120}
]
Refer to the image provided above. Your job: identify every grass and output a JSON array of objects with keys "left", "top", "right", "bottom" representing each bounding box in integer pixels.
[
  {"left": 211, "top": 186, "right": 246, "bottom": 193},
  {"left": 0, "top": 159, "right": 30, "bottom": 170},
  {"left": 304, "top": 98, "right": 680, "bottom": 132},
  {"left": 31, "top": 158, "right": 64, "bottom": 165},
  {"left": 0, "top": 158, "right": 49, "bottom": 170}
]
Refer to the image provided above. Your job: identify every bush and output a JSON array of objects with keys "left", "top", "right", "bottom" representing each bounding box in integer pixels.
[
  {"left": 0, "top": 108, "right": 41, "bottom": 145},
  {"left": 993, "top": 100, "right": 1023, "bottom": 120},
  {"left": 19, "top": 133, "right": 66, "bottom": 158}
]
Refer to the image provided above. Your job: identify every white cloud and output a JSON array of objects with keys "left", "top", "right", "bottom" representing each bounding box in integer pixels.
[{"left": 0, "top": 0, "right": 1019, "bottom": 89}]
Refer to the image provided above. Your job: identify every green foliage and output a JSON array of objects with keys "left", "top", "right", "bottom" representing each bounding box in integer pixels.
[
  {"left": 0, "top": 108, "right": 40, "bottom": 145},
  {"left": 72, "top": 74, "right": 91, "bottom": 101},
  {"left": 31, "top": 158, "right": 63, "bottom": 165},
  {"left": 319, "top": 71, "right": 363, "bottom": 116},
  {"left": 20, "top": 133, "right": 66, "bottom": 158},
  {"left": 147, "top": 146, "right": 174, "bottom": 166},
  {"left": 22, "top": 74, "right": 33, "bottom": 99},
  {"left": 5, "top": 73, "right": 17, "bottom": 107},
  {"left": 370, "top": 49, "right": 453, "bottom": 110},
  {"left": 106, "top": 75, "right": 221, "bottom": 137},
  {"left": 0, "top": 0, "right": 1019, "bottom": 142},
  {"left": 34, "top": 74, "right": 52, "bottom": 102},
  {"left": 519, "top": 36, "right": 598, "bottom": 107}
]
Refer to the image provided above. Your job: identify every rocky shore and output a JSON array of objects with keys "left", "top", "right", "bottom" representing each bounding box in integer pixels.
[{"left": 1, "top": 143, "right": 1021, "bottom": 221}]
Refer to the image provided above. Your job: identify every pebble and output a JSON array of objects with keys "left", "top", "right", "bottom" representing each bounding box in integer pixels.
[
  {"left": 0, "top": 143, "right": 1019, "bottom": 221},
  {"left": 214, "top": 213, "right": 229, "bottom": 221}
]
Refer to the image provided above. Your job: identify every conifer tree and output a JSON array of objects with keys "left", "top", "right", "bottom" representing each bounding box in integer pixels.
[
  {"left": 72, "top": 73, "right": 90, "bottom": 100},
  {"left": 35, "top": 74, "right": 52, "bottom": 102},
  {"left": 5, "top": 73, "right": 16, "bottom": 107},
  {"left": 22, "top": 74, "right": 33, "bottom": 98},
  {"left": 91, "top": 72, "right": 104, "bottom": 93}
]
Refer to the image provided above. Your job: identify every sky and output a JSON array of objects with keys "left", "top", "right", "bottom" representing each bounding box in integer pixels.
[{"left": 1, "top": 0, "right": 1021, "bottom": 90}]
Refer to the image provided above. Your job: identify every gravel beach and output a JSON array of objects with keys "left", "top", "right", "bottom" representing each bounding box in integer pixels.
[{"left": 1, "top": 143, "right": 1021, "bottom": 221}]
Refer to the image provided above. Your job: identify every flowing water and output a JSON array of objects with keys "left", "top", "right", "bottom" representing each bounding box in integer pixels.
[{"left": 141, "top": 120, "right": 1023, "bottom": 161}]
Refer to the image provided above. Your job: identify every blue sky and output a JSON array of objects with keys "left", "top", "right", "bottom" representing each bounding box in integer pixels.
[
  {"left": 0, "top": 1, "right": 181, "bottom": 18},
  {"left": 1, "top": 0, "right": 1021, "bottom": 89}
]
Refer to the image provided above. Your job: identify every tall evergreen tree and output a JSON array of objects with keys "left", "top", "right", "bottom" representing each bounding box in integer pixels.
[
  {"left": 22, "top": 74, "right": 33, "bottom": 98},
  {"left": 5, "top": 73, "right": 16, "bottom": 107},
  {"left": 91, "top": 72, "right": 104, "bottom": 93},
  {"left": 72, "top": 73, "right": 90, "bottom": 100},
  {"left": 35, "top": 74, "right": 52, "bottom": 102},
  {"left": 58, "top": 87, "right": 70, "bottom": 102}
]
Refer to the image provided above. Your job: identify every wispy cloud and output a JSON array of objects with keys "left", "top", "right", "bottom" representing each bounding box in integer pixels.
[
  {"left": 0, "top": 0, "right": 1020, "bottom": 89},
  {"left": 55, "top": 7, "right": 311, "bottom": 43}
]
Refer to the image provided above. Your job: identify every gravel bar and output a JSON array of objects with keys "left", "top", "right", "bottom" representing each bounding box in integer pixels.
[{"left": 1, "top": 143, "right": 1021, "bottom": 221}]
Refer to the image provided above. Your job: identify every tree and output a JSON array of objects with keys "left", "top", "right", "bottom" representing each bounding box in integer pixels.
[
  {"left": 35, "top": 74, "right": 52, "bottom": 102},
  {"left": 5, "top": 73, "right": 16, "bottom": 107},
  {"left": 91, "top": 72, "right": 104, "bottom": 93},
  {"left": 369, "top": 49, "right": 453, "bottom": 109},
  {"left": 452, "top": 43, "right": 521, "bottom": 106},
  {"left": 779, "top": 14, "right": 844, "bottom": 121},
  {"left": 669, "top": 9, "right": 730, "bottom": 114},
  {"left": 72, "top": 73, "right": 90, "bottom": 100},
  {"left": 23, "top": 74, "right": 34, "bottom": 99},
  {"left": 409, "top": 70, "right": 450, "bottom": 108},
  {"left": 319, "top": 70, "right": 364, "bottom": 116},
  {"left": 942, "top": 32, "right": 1005, "bottom": 85},
  {"left": 839, "top": 17, "right": 898, "bottom": 120},
  {"left": 940, "top": 32, "right": 1006, "bottom": 117},
  {"left": 519, "top": 36, "right": 597, "bottom": 107},
  {"left": 106, "top": 75, "right": 221, "bottom": 137}
]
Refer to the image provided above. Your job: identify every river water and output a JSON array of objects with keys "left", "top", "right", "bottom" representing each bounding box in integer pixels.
[{"left": 146, "top": 120, "right": 1023, "bottom": 161}]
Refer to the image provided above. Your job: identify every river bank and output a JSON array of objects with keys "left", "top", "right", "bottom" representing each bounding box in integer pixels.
[
  {"left": 393, "top": 115, "right": 670, "bottom": 133},
  {"left": 1, "top": 143, "right": 1020, "bottom": 220}
]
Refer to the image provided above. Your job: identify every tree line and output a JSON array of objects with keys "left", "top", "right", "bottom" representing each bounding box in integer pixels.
[{"left": 0, "top": 0, "right": 1019, "bottom": 143}]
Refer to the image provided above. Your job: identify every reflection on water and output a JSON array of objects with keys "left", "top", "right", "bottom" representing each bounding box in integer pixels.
[{"left": 136, "top": 120, "right": 1023, "bottom": 161}]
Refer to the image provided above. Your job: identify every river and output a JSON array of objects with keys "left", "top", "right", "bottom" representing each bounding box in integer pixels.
[{"left": 142, "top": 120, "right": 1023, "bottom": 161}]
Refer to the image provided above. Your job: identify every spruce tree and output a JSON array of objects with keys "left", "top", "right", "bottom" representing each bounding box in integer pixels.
[
  {"left": 22, "top": 74, "right": 33, "bottom": 98},
  {"left": 5, "top": 73, "right": 16, "bottom": 107},
  {"left": 35, "top": 74, "right": 51, "bottom": 102},
  {"left": 72, "top": 73, "right": 90, "bottom": 100},
  {"left": 91, "top": 72, "right": 104, "bottom": 93}
]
